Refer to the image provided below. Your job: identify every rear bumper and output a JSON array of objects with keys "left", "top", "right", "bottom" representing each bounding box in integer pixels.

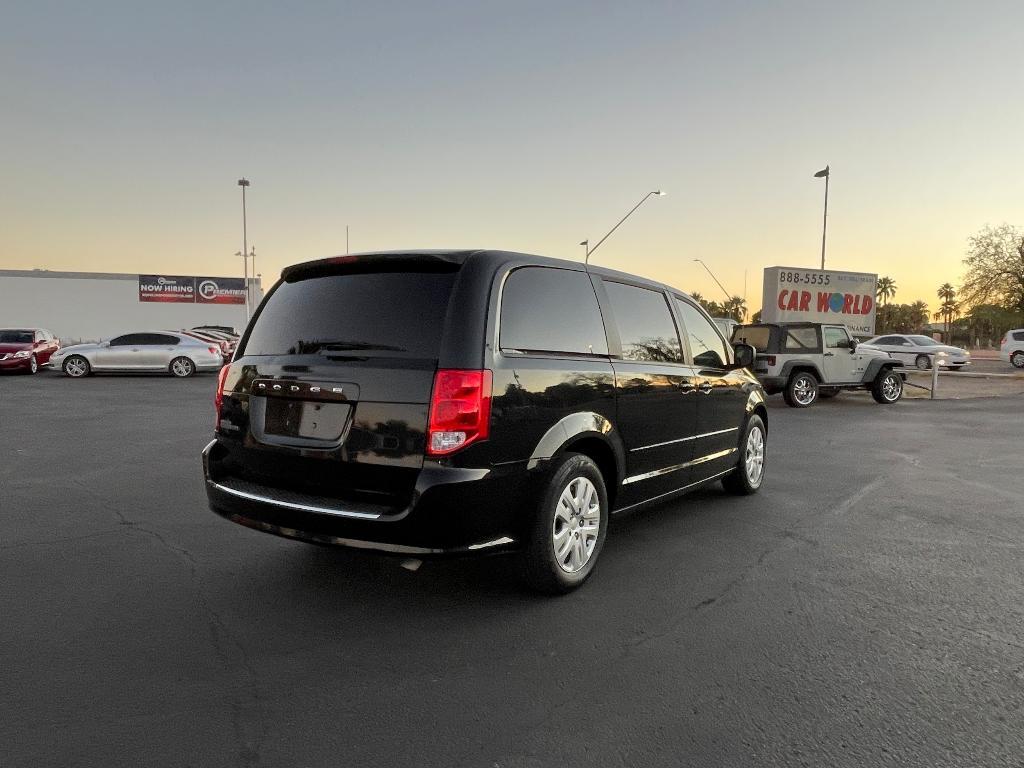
[
  {"left": 755, "top": 375, "right": 786, "bottom": 394},
  {"left": 202, "top": 439, "right": 536, "bottom": 556}
]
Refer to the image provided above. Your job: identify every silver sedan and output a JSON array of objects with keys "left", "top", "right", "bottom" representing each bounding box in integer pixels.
[
  {"left": 862, "top": 333, "right": 971, "bottom": 370},
  {"left": 49, "top": 331, "right": 224, "bottom": 378}
]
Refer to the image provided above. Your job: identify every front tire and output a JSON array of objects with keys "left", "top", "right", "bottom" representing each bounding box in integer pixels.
[
  {"left": 915, "top": 354, "right": 931, "bottom": 370},
  {"left": 63, "top": 355, "right": 91, "bottom": 378},
  {"left": 871, "top": 369, "right": 904, "bottom": 404},
  {"left": 1011, "top": 351, "right": 1024, "bottom": 369},
  {"left": 722, "top": 414, "right": 766, "bottom": 495},
  {"left": 520, "top": 453, "right": 608, "bottom": 594},
  {"left": 27, "top": 354, "right": 38, "bottom": 374},
  {"left": 783, "top": 371, "right": 818, "bottom": 407},
  {"left": 169, "top": 357, "right": 196, "bottom": 378}
]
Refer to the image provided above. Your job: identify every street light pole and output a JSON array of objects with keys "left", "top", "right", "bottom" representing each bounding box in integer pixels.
[
  {"left": 237, "top": 178, "right": 251, "bottom": 319},
  {"left": 582, "top": 190, "right": 666, "bottom": 264},
  {"left": 693, "top": 259, "right": 733, "bottom": 304},
  {"left": 249, "top": 247, "right": 256, "bottom": 308},
  {"left": 814, "top": 165, "right": 829, "bottom": 270}
]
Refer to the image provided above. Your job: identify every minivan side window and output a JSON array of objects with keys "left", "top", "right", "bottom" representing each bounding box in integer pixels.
[
  {"left": 603, "top": 282, "right": 681, "bottom": 363},
  {"left": 1013, "top": 331, "right": 1024, "bottom": 342},
  {"left": 674, "top": 299, "right": 730, "bottom": 369},
  {"left": 499, "top": 267, "right": 608, "bottom": 356}
]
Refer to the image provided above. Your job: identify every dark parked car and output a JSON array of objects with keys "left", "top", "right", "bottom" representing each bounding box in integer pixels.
[
  {"left": 0, "top": 328, "right": 60, "bottom": 374},
  {"left": 204, "top": 250, "right": 766, "bottom": 592}
]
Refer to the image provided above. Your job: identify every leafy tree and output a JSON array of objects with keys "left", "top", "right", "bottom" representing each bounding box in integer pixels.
[
  {"left": 960, "top": 224, "right": 1024, "bottom": 315},
  {"left": 876, "top": 276, "right": 897, "bottom": 306}
]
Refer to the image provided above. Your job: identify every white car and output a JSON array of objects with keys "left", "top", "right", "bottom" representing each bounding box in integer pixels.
[
  {"left": 49, "top": 331, "right": 224, "bottom": 378},
  {"left": 1000, "top": 329, "right": 1024, "bottom": 368},
  {"left": 862, "top": 334, "right": 971, "bottom": 370}
]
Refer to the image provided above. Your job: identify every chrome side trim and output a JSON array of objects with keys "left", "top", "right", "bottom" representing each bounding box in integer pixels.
[
  {"left": 209, "top": 481, "right": 383, "bottom": 520},
  {"left": 614, "top": 468, "right": 736, "bottom": 514},
  {"left": 468, "top": 536, "right": 516, "bottom": 550},
  {"left": 621, "top": 447, "right": 738, "bottom": 485},
  {"left": 630, "top": 426, "right": 739, "bottom": 453}
]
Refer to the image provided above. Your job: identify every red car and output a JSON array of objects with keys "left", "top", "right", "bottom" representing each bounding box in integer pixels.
[{"left": 0, "top": 328, "right": 60, "bottom": 374}]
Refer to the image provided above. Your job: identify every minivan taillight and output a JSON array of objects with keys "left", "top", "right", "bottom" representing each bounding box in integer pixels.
[
  {"left": 426, "top": 369, "right": 492, "bottom": 456},
  {"left": 214, "top": 364, "right": 230, "bottom": 429}
]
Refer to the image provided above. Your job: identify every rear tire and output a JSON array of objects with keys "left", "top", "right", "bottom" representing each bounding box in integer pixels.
[
  {"left": 520, "top": 453, "right": 608, "bottom": 594},
  {"left": 722, "top": 414, "right": 766, "bottom": 495},
  {"left": 169, "top": 357, "right": 196, "bottom": 378},
  {"left": 1011, "top": 351, "right": 1024, "bottom": 369},
  {"left": 783, "top": 371, "right": 818, "bottom": 407},
  {"left": 871, "top": 368, "right": 904, "bottom": 404},
  {"left": 63, "top": 355, "right": 91, "bottom": 378}
]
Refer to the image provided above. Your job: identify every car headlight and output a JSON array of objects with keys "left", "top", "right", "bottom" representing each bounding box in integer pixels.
[{"left": 13, "top": 350, "right": 31, "bottom": 359}]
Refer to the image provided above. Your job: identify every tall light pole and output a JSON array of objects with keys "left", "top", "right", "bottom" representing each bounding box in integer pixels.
[
  {"left": 249, "top": 246, "right": 256, "bottom": 308},
  {"left": 693, "top": 259, "right": 733, "bottom": 304},
  {"left": 814, "top": 165, "right": 829, "bottom": 270},
  {"left": 238, "top": 178, "right": 251, "bottom": 318},
  {"left": 582, "top": 190, "right": 666, "bottom": 264}
]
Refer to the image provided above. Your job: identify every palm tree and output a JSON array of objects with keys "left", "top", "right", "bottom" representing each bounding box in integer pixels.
[
  {"left": 936, "top": 284, "right": 957, "bottom": 337},
  {"left": 724, "top": 296, "right": 747, "bottom": 322},
  {"left": 876, "top": 276, "right": 897, "bottom": 306},
  {"left": 909, "top": 300, "right": 929, "bottom": 330}
]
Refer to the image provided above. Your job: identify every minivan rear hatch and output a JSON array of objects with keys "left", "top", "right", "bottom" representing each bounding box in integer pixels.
[{"left": 214, "top": 253, "right": 466, "bottom": 512}]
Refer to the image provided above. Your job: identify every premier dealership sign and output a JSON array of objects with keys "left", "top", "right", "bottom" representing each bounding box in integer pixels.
[
  {"left": 761, "top": 266, "right": 878, "bottom": 335},
  {"left": 139, "top": 275, "right": 246, "bottom": 304}
]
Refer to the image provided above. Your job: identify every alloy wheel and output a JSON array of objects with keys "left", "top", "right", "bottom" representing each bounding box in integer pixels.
[
  {"left": 64, "top": 357, "right": 88, "bottom": 377},
  {"left": 793, "top": 375, "right": 816, "bottom": 405},
  {"left": 552, "top": 476, "right": 601, "bottom": 574},
  {"left": 171, "top": 358, "right": 195, "bottom": 377},
  {"left": 881, "top": 373, "right": 902, "bottom": 401},
  {"left": 1012, "top": 352, "right": 1024, "bottom": 369},
  {"left": 745, "top": 425, "right": 765, "bottom": 487}
]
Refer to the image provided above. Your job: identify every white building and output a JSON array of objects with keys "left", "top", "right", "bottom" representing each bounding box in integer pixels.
[{"left": 0, "top": 269, "right": 263, "bottom": 342}]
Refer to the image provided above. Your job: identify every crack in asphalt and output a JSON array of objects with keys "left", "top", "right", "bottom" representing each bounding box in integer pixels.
[{"left": 65, "top": 478, "right": 266, "bottom": 767}]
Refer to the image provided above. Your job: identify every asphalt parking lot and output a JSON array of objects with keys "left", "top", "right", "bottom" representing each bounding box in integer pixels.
[{"left": 3, "top": 373, "right": 1023, "bottom": 767}]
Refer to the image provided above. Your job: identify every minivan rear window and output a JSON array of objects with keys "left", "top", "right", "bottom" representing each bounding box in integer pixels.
[{"left": 242, "top": 271, "right": 457, "bottom": 358}]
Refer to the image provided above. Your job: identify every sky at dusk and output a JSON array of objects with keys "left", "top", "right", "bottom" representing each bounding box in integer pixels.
[{"left": 2, "top": 0, "right": 1022, "bottom": 313}]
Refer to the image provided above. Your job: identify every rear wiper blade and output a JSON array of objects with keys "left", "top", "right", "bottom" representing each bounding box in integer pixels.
[{"left": 294, "top": 339, "right": 407, "bottom": 354}]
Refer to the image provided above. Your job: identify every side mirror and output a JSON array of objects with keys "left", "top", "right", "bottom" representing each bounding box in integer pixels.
[
  {"left": 847, "top": 338, "right": 858, "bottom": 352},
  {"left": 731, "top": 342, "right": 756, "bottom": 369}
]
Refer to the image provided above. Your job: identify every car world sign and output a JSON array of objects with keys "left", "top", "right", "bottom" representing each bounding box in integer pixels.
[
  {"left": 761, "top": 266, "right": 878, "bottom": 335},
  {"left": 138, "top": 275, "right": 246, "bottom": 304}
]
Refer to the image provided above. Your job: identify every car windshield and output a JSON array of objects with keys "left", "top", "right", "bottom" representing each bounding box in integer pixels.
[
  {"left": 908, "top": 335, "right": 940, "bottom": 346},
  {"left": 0, "top": 330, "right": 33, "bottom": 343}
]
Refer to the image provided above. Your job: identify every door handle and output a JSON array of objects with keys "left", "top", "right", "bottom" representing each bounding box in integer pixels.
[{"left": 823, "top": 352, "right": 834, "bottom": 357}]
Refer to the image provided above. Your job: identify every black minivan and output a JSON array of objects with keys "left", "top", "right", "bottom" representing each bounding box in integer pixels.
[{"left": 204, "top": 250, "right": 766, "bottom": 592}]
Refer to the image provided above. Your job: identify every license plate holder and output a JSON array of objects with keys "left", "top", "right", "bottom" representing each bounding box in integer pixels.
[{"left": 264, "top": 399, "right": 351, "bottom": 441}]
